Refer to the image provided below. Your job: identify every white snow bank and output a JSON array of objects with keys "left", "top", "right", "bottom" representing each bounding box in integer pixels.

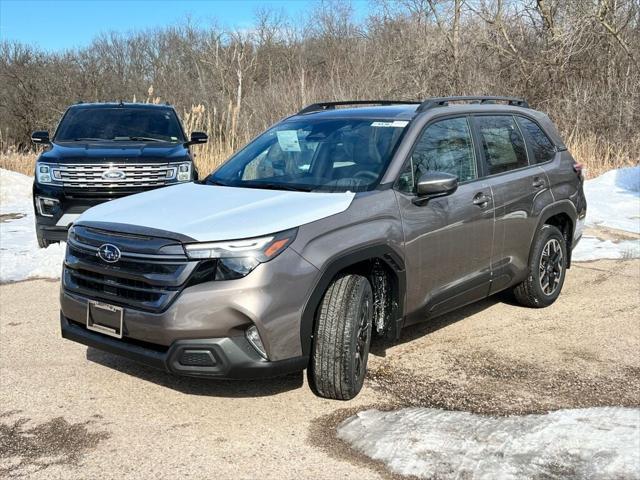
[
  {"left": 583, "top": 166, "right": 639, "bottom": 234},
  {"left": 338, "top": 407, "right": 640, "bottom": 480},
  {"left": 0, "top": 169, "right": 65, "bottom": 282},
  {"left": 571, "top": 166, "right": 639, "bottom": 262}
]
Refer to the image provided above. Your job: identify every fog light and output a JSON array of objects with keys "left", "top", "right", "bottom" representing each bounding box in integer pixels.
[
  {"left": 246, "top": 325, "right": 267, "bottom": 359},
  {"left": 36, "top": 196, "right": 60, "bottom": 217}
]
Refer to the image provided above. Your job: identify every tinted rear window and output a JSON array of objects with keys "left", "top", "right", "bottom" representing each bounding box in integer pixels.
[{"left": 516, "top": 116, "right": 556, "bottom": 164}]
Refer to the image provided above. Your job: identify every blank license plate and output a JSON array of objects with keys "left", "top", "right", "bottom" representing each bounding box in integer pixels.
[{"left": 86, "top": 300, "right": 123, "bottom": 338}]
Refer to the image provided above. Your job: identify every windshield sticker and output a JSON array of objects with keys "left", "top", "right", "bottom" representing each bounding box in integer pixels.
[
  {"left": 276, "top": 130, "right": 301, "bottom": 152},
  {"left": 371, "top": 121, "right": 409, "bottom": 128}
]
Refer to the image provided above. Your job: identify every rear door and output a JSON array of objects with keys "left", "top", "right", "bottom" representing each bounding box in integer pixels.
[
  {"left": 470, "top": 114, "right": 552, "bottom": 293},
  {"left": 395, "top": 116, "right": 495, "bottom": 322}
]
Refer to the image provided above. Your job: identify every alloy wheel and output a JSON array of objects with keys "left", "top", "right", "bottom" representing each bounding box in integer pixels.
[{"left": 539, "top": 238, "right": 564, "bottom": 296}]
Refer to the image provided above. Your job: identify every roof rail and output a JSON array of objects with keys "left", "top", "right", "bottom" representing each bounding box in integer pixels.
[
  {"left": 297, "top": 100, "right": 421, "bottom": 115},
  {"left": 416, "top": 96, "right": 529, "bottom": 112}
]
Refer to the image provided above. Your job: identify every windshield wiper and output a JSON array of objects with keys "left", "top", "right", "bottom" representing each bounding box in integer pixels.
[
  {"left": 205, "top": 178, "right": 230, "bottom": 187},
  {"left": 114, "top": 136, "right": 167, "bottom": 142},
  {"left": 239, "top": 182, "right": 313, "bottom": 192},
  {"left": 72, "top": 137, "right": 110, "bottom": 142}
]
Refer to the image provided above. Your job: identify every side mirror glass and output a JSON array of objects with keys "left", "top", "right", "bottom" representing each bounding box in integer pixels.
[
  {"left": 415, "top": 172, "right": 458, "bottom": 202},
  {"left": 31, "top": 131, "right": 50, "bottom": 144},
  {"left": 189, "top": 131, "right": 208, "bottom": 145}
]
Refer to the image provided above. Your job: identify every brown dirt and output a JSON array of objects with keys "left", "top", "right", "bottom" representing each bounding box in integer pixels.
[{"left": 1, "top": 259, "right": 638, "bottom": 479}]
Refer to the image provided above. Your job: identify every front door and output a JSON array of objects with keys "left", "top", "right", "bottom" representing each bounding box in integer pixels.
[{"left": 395, "top": 116, "right": 495, "bottom": 323}]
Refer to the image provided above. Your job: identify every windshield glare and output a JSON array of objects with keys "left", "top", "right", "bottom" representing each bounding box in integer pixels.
[
  {"left": 209, "top": 119, "right": 407, "bottom": 192},
  {"left": 55, "top": 107, "right": 186, "bottom": 142}
]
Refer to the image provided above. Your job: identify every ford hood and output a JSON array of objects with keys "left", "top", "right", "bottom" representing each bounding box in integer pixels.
[{"left": 76, "top": 182, "right": 355, "bottom": 242}]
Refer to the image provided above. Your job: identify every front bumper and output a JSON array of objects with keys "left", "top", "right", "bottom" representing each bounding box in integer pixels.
[
  {"left": 33, "top": 183, "right": 108, "bottom": 242},
  {"left": 61, "top": 242, "right": 320, "bottom": 362},
  {"left": 61, "top": 313, "right": 308, "bottom": 379}
]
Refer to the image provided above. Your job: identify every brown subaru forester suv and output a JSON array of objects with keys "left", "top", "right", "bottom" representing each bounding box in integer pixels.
[{"left": 59, "top": 96, "right": 586, "bottom": 399}]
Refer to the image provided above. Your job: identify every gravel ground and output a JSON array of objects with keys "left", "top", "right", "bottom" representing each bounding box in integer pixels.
[{"left": 1, "top": 259, "right": 639, "bottom": 479}]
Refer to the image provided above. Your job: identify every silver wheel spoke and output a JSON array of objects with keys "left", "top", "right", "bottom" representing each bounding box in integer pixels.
[{"left": 539, "top": 238, "right": 563, "bottom": 296}]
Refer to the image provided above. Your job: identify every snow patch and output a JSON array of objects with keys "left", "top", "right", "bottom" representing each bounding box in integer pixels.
[
  {"left": 0, "top": 169, "right": 64, "bottom": 283},
  {"left": 572, "top": 236, "right": 640, "bottom": 262},
  {"left": 572, "top": 166, "right": 639, "bottom": 261},
  {"left": 338, "top": 407, "right": 640, "bottom": 480},
  {"left": 583, "top": 166, "right": 639, "bottom": 234}
]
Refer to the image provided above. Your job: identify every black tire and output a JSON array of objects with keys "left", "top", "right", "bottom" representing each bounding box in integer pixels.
[
  {"left": 513, "top": 224, "right": 567, "bottom": 308},
  {"left": 308, "top": 273, "right": 373, "bottom": 400},
  {"left": 36, "top": 230, "right": 52, "bottom": 249}
]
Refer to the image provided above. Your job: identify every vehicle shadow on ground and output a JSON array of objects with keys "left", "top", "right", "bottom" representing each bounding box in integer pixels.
[
  {"left": 370, "top": 291, "right": 517, "bottom": 358},
  {"left": 85, "top": 291, "right": 516, "bottom": 395},
  {"left": 85, "top": 348, "right": 304, "bottom": 397}
]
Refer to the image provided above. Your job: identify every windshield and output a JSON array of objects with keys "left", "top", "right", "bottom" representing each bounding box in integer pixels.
[
  {"left": 54, "top": 107, "right": 186, "bottom": 142},
  {"left": 207, "top": 118, "right": 408, "bottom": 192}
]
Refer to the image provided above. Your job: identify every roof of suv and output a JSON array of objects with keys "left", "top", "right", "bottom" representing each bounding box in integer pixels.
[
  {"left": 294, "top": 104, "right": 419, "bottom": 120},
  {"left": 288, "top": 98, "right": 566, "bottom": 149},
  {"left": 290, "top": 103, "right": 542, "bottom": 121},
  {"left": 68, "top": 102, "right": 175, "bottom": 110}
]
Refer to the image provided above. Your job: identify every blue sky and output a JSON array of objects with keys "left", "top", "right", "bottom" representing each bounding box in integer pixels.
[{"left": 0, "top": 0, "right": 370, "bottom": 52}]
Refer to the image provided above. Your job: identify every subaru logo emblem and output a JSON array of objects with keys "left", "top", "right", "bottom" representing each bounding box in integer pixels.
[
  {"left": 98, "top": 244, "right": 121, "bottom": 263},
  {"left": 102, "top": 169, "right": 126, "bottom": 180}
]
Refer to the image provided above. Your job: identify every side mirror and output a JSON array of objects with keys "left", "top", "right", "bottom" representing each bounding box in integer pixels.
[
  {"left": 188, "top": 131, "right": 208, "bottom": 145},
  {"left": 414, "top": 172, "right": 458, "bottom": 205},
  {"left": 31, "top": 131, "right": 50, "bottom": 144}
]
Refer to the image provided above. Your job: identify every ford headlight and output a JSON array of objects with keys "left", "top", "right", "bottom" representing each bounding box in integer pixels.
[
  {"left": 176, "top": 162, "right": 192, "bottom": 182},
  {"left": 184, "top": 229, "right": 297, "bottom": 280},
  {"left": 36, "top": 162, "right": 61, "bottom": 185}
]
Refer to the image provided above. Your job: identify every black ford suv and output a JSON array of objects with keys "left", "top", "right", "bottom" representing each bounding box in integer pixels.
[{"left": 31, "top": 102, "right": 207, "bottom": 247}]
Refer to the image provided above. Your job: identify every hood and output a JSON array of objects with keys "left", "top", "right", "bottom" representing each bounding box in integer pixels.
[
  {"left": 76, "top": 182, "right": 355, "bottom": 242},
  {"left": 39, "top": 141, "right": 189, "bottom": 164}
]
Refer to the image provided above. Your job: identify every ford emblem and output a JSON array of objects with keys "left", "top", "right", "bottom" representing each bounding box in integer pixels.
[
  {"left": 98, "top": 244, "right": 121, "bottom": 263},
  {"left": 102, "top": 169, "right": 126, "bottom": 180}
]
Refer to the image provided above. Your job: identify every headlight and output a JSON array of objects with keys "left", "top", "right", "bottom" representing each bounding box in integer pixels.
[
  {"left": 36, "top": 162, "right": 60, "bottom": 185},
  {"left": 176, "top": 162, "right": 192, "bottom": 182},
  {"left": 184, "top": 228, "right": 297, "bottom": 280}
]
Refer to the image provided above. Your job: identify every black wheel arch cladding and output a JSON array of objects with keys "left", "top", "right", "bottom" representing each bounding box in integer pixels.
[{"left": 299, "top": 244, "right": 406, "bottom": 357}]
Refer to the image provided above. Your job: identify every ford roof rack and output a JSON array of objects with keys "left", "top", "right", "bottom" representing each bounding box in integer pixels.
[
  {"left": 416, "top": 96, "right": 529, "bottom": 112},
  {"left": 297, "top": 100, "right": 421, "bottom": 115}
]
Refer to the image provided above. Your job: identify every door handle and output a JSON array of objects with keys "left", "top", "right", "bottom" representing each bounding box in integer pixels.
[
  {"left": 532, "top": 177, "right": 546, "bottom": 188},
  {"left": 473, "top": 193, "right": 492, "bottom": 206}
]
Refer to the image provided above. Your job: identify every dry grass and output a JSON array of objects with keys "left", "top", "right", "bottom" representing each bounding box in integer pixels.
[
  {"left": 566, "top": 133, "right": 639, "bottom": 178},
  {"left": 0, "top": 150, "right": 36, "bottom": 176}
]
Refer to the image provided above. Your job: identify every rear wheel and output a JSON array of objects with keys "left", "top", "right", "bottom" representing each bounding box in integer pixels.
[
  {"left": 308, "top": 273, "right": 373, "bottom": 400},
  {"left": 513, "top": 224, "right": 567, "bottom": 308}
]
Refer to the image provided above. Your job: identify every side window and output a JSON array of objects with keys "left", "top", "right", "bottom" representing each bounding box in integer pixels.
[
  {"left": 475, "top": 115, "right": 528, "bottom": 175},
  {"left": 398, "top": 117, "right": 477, "bottom": 192},
  {"left": 516, "top": 116, "right": 556, "bottom": 164}
]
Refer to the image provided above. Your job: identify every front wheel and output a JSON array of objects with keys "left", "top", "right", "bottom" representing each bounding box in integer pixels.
[
  {"left": 308, "top": 273, "right": 373, "bottom": 400},
  {"left": 36, "top": 230, "right": 52, "bottom": 249},
  {"left": 513, "top": 224, "right": 567, "bottom": 308}
]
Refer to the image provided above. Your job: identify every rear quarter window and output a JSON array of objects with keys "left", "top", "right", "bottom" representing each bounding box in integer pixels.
[{"left": 516, "top": 116, "right": 556, "bottom": 164}]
